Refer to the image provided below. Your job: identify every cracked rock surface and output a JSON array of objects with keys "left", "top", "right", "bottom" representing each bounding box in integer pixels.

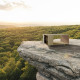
[{"left": 17, "top": 39, "right": 80, "bottom": 80}]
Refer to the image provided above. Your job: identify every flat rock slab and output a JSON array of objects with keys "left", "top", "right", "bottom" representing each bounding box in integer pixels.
[{"left": 18, "top": 39, "right": 80, "bottom": 80}]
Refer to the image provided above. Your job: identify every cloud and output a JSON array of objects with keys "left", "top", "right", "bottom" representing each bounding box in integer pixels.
[
  {"left": 0, "top": 0, "right": 28, "bottom": 10},
  {"left": 0, "top": 3, "right": 12, "bottom": 10}
]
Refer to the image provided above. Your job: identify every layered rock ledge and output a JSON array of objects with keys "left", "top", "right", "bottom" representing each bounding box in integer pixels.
[{"left": 17, "top": 39, "right": 80, "bottom": 80}]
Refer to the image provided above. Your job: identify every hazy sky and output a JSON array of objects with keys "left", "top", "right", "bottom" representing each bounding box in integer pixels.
[{"left": 0, "top": 0, "right": 80, "bottom": 25}]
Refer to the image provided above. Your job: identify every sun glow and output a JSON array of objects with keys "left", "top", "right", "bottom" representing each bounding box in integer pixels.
[{"left": 0, "top": 8, "right": 30, "bottom": 22}]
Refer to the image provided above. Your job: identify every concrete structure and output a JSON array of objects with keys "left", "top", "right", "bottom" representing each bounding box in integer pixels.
[
  {"left": 18, "top": 39, "right": 80, "bottom": 80},
  {"left": 43, "top": 34, "right": 69, "bottom": 45}
]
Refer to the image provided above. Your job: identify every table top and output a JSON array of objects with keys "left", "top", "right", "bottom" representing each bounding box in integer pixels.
[{"left": 43, "top": 34, "right": 69, "bottom": 35}]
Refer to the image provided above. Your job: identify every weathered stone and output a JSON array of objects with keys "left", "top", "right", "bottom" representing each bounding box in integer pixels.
[
  {"left": 17, "top": 39, "right": 80, "bottom": 80},
  {"left": 38, "top": 70, "right": 51, "bottom": 78},
  {"left": 36, "top": 72, "right": 50, "bottom": 80}
]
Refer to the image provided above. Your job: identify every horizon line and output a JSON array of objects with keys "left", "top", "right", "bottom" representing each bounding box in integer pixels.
[{"left": 0, "top": 21, "right": 80, "bottom": 26}]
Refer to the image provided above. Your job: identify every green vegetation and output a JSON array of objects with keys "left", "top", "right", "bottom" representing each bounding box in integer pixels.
[{"left": 0, "top": 25, "right": 80, "bottom": 80}]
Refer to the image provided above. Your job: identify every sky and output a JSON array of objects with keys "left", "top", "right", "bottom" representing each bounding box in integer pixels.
[{"left": 0, "top": 0, "right": 80, "bottom": 25}]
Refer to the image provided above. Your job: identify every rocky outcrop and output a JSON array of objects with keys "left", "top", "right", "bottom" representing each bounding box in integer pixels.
[{"left": 17, "top": 39, "right": 80, "bottom": 80}]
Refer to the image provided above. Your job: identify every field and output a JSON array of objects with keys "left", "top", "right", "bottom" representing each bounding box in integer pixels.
[{"left": 0, "top": 25, "right": 80, "bottom": 80}]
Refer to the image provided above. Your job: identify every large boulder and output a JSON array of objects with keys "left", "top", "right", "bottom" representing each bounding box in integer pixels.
[{"left": 17, "top": 39, "right": 80, "bottom": 80}]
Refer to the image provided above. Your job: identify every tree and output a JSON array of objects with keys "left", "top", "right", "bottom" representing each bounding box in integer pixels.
[
  {"left": 20, "top": 62, "right": 37, "bottom": 80},
  {"left": 0, "top": 47, "right": 5, "bottom": 52},
  {"left": 9, "top": 40, "right": 15, "bottom": 48},
  {"left": 0, "top": 69, "right": 6, "bottom": 80}
]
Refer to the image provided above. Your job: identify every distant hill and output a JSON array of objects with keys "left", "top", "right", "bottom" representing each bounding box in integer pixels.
[
  {"left": 0, "top": 22, "right": 79, "bottom": 28},
  {"left": 0, "top": 21, "right": 80, "bottom": 28},
  {"left": 0, "top": 25, "right": 17, "bottom": 28}
]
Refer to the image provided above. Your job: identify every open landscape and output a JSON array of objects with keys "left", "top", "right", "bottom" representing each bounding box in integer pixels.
[
  {"left": 0, "top": 0, "right": 80, "bottom": 80},
  {"left": 0, "top": 25, "right": 80, "bottom": 80}
]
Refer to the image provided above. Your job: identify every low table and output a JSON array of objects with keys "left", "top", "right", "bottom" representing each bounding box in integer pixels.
[{"left": 43, "top": 34, "right": 69, "bottom": 45}]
